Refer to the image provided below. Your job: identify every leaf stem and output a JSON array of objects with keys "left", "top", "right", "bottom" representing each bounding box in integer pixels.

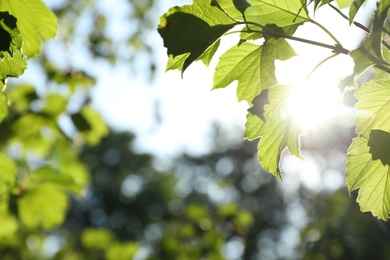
[
  {"left": 328, "top": 3, "right": 390, "bottom": 51},
  {"left": 237, "top": 22, "right": 350, "bottom": 54},
  {"left": 309, "top": 18, "right": 342, "bottom": 46},
  {"left": 374, "top": 63, "right": 390, "bottom": 74},
  {"left": 305, "top": 53, "right": 339, "bottom": 81}
]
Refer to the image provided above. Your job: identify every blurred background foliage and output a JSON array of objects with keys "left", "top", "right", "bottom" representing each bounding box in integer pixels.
[{"left": 1, "top": 0, "right": 390, "bottom": 259}]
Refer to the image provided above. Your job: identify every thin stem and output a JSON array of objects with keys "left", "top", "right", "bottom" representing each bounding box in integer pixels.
[
  {"left": 237, "top": 21, "right": 350, "bottom": 54},
  {"left": 309, "top": 19, "right": 342, "bottom": 46},
  {"left": 305, "top": 53, "right": 339, "bottom": 81},
  {"left": 375, "top": 63, "right": 390, "bottom": 74},
  {"left": 329, "top": 3, "right": 390, "bottom": 51},
  {"left": 329, "top": 4, "right": 370, "bottom": 33},
  {"left": 212, "top": 0, "right": 240, "bottom": 23}
]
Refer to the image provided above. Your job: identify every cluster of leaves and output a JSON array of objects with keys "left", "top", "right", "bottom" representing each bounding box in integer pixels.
[
  {"left": 158, "top": 0, "right": 390, "bottom": 220},
  {"left": 0, "top": 0, "right": 118, "bottom": 254}
]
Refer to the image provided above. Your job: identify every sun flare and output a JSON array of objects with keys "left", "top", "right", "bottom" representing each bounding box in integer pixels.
[{"left": 287, "top": 83, "right": 343, "bottom": 129}]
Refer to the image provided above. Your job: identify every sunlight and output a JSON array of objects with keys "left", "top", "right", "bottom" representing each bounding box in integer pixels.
[
  {"left": 287, "top": 81, "right": 343, "bottom": 129},
  {"left": 276, "top": 49, "right": 353, "bottom": 130}
]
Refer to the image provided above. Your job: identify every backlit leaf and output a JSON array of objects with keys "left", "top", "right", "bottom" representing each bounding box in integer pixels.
[
  {"left": 245, "top": 85, "right": 304, "bottom": 179},
  {"left": 0, "top": 12, "right": 22, "bottom": 58},
  {"left": 245, "top": 0, "right": 309, "bottom": 27},
  {"left": 349, "top": 0, "right": 366, "bottom": 24},
  {"left": 336, "top": 0, "right": 352, "bottom": 8},
  {"left": 354, "top": 79, "right": 390, "bottom": 135},
  {"left": 368, "top": 129, "right": 390, "bottom": 167},
  {"left": 158, "top": 0, "right": 235, "bottom": 73},
  {"left": 197, "top": 39, "right": 221, "bottom": 67},
  {"left": 18, "top": 183, "right": 68, "bottom": 229},
  {"left": 346, "top": 79, "right": 390, "bottom": 220},
  {"left": 213, "top": 39, "right": 296, "bottom": 104},
  {"left": 346, "top": 135, "right": 390, "bottom": 220},
  {"left": 82, "top": 228, "right": 114, "bottom": 249},
  {"left": 0, "top": 51, "right": 26, "bottom": 80},
  {"left": 0, "top": 0, "right": 57, "bottom": 57},
  {"left": 106, "top": 242, "right": 139, "bottom": 260},
  {"left": 0, "top": 202, "right": 17, "bottom": 238},
  {"left": 0, "top": 152, "right": 16, "bottom": 186}
]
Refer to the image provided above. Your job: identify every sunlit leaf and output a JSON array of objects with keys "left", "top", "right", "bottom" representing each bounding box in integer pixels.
[
  {"left": 18, "top": 183, "right": 68, "bottom": 229},
  {"left": 197, "top": 39, "right": 221, "bottom": 67},
  {"left": 41, "top": 94, "right": 68, "bottom": 117},
  {"left": 336, "top": 0, "right": 352, "bottom": 8},
  {"left": 0, "top": 152, "right": 16, "bottom": 186},
  {"left": 0, "top": 12, "right": 22, "bottom": 57},
  {"left": 354, "top": 80, "right": 390, "bottom": 135},
  {"left": 158, "top": 0, "right": 235, "bottom": 73},
  {"left": 346, "top": 135, "right": 390, "bottom": 220},
  {"left": 7, "top": 84, "right": 38, "bottom": 112},
  {"left": 186, "top": 204, "right": 208, "bottom": 222},
  {"left": 0, "top": 92, "right": 7, "bottom": 123},
  {"left": 245, "top": 85, "right": 304, "bottom": 179},
  {"left": 349, "top": 0, "right": 366, "bottom": 24},
  {"left": 0, "top": 52, "right": 26, "bottom": 80},
  {"left": 75, "top": 107, "right": 109, "bottom": 145},
  {"left": 158, "top": 12, "right": 232, "bottom": 73},
  {"left": 245, "top": 0, "right": 309, "bottom": 27},
  {"left": 0, "top": 0, "right": 57, "bottom": 57},
  {"left": 368, "top": 129, "right": 390, "bottom": 166},
  {"left": 347, "top": 79, "right": 390, "bottom": 220},
  {"left": 0, "top": 202, "right": 17, "bottom": 238},
  {"left": 213, "top": 39, "right": 296, "bottom": 104},
  {"left": 106, "top": 242, "right": 139, "bottom": 260},
  {"left": 82, "top": 228, "right": 114, "bottom": 249},
  {"left": 211, "top": 0, "right": 248, "bottom": 20}
]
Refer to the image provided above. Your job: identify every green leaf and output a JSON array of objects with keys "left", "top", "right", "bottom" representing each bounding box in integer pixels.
[
  {"left": 245, "top": 0, "right": 309, "bottom": 27},
  {"left": 213, "top": 39, "right": 296, "bottom": 104},
  {"left": 368, "top": 129, "right": 390, "bottom": 166},
  {"left": 347, "top": 79, "right": 390, "bottom": 219},
  {"left": 353, "top": 80, "right": 390, "bottom": 135},
  {"left": 0, "top": 202, "right": 18, "bottom": 238},
  {"left": 25, "top": 166, "right": 84, "bottom": 194},
  {"left": 7, "top": 84, "right": 38, "bottom": 112},
  {"left": 106, "top": 242, "right": 139, "bottom": 260},
  {"left": 351, "top": 1, "right": 390, "bottom": 75},
  {"left": 349, "top": 0, "right": 366, "bottom": 24},
  {"left": 18, "top": 183, "right": 68, "bottom": 229},
  {"left": 166, "top": 53, "right": 191, "bottom": 72},
  {"left": 41, "top": 94, "right": 68, "bottom": 117},
  {"left": 0, "top": 0, "right": 57, "bottom": 57},
  {"left": 82, "top": 228, "right": 114, "bottom": 249},
  {"left": 0, "top": 152, "right": 17, "bottom": 186},
  {"left": 158, "top": 0, "right": 236, "bottom": 73},
  {"left": 211, "top": 0, "right": 249, "bottom": 20},
  {"left": 0, "top": 12, "right": 22, "bottom": 57},
  {"left": 244, "top": 85, "right": 304, "bottom": 179},
  {"left": 158, "top": 12, "right": 233, "bottom": 73},
  {"left": 197, "top": 39, "right": 221, "bottom": 67},
  {"left": 346, "top": 135, "right": 390, "bottom": 220},
  {"left": 0, "top": 51, "right": 27, "bottom": 79},
  {"left": 0, "top": 92, "right": 8, "bottom": 123},
  {"left": 75, "top": 107, "right": 109, "bottom": 145},
  {"left": 314, "top": 0, "right": 333, "bottom": 11},
  {"left": 336, "top": 0, "right": 352, "bottom": 8}
]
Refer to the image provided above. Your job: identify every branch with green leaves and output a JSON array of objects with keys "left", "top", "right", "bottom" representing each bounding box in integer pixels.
[{"left": 158, "top": 0, "right": 390, "bottom": 220}]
